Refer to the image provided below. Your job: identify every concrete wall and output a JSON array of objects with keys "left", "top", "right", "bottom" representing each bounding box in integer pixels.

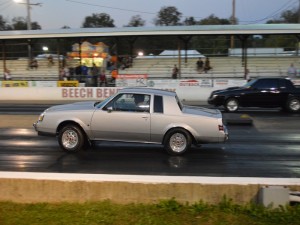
[{"left": 0, "top": 172, "right": 299, "bottom": 204}]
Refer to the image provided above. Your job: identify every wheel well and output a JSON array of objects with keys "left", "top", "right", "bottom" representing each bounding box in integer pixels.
[
  {"left": 56, "top": 121, "right": 88, "bottom": 140},
  {"left": 225, "top": 97, "right": 238, "bottom": 103},
  {"left": 162, "top": 127, "right": 196, "bottom": 145}
]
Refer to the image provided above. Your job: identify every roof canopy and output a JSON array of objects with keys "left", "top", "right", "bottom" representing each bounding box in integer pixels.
[{"left": 0, "top": 24, "right": 300, "bottom": 40}]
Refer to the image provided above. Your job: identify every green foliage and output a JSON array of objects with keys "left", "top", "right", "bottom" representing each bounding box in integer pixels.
[
  {"left": 82, "top": 13, "right": 115, "bottom": 28},
  {"left": 154, "top": 6, "right": 182, "bottom": 26},
  {"left": 0, "top": 200, "right": 300, "bottom": 225},
  {"left": 125, "top": 15, "right": 145, "bottom": 27}
]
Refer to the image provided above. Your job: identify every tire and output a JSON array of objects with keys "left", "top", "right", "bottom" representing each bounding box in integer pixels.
[
  {"left": 286, "top": 97, "right": 300, "bottom": 113},
  {"left": 164, "top": 128, "right": 192, "bottom": 155},
  {"left": 224, "top": 98, "right": 239, "bottom": 112},
  {"left": 58, "top": 125, "right": 85, "bottom": 153}
]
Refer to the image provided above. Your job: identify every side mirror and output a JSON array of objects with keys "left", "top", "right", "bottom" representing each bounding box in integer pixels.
[{"left": 107, "top": 106, "right": 113, "bottom": 113}]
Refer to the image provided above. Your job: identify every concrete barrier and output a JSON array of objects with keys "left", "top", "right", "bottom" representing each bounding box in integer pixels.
[{"left": 0, "top": 172, "right": 299, "bottom": 204}]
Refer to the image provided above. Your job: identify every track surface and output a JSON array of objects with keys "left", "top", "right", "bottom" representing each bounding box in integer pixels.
[{"left": 0, "top": 104, "right": 299, "bottom": 178}]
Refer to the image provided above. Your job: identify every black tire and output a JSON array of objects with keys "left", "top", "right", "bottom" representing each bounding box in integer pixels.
[
  {"left": 58, "top": 125, "right": 85, "bottom": 153},
  {"left": 224, "top": 98, "right": 239, "bottom": 112},
  {"left": 164, "top": 128, "right": 192, "bottom": 155},
  {"left": 286, "top": 97, "right": 300, "bottom": 113}
]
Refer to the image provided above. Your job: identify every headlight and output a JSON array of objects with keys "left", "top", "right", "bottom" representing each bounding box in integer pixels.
[
  {"left": 212, "top": 94, "right": 218, "bottom": 99},
  {"left": 38, "top": 113, "right": 45, "bottom": 122}
]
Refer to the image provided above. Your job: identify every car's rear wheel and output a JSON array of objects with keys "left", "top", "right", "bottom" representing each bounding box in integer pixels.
[
  {"left": 224, "top": 98, "right": 239, "bottom": 112},
  {"left": 164, "top": 128, "right": 191, "bottom": 155},
  {"left": 286, "top": 97, "right": 300, "bottom": 113},
  {"left": 58, "top": 125, "right": 85, "bottom": 153}
]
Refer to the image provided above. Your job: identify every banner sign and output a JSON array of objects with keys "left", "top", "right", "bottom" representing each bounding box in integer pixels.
[
  {"left": 57, "top": 81, "right": 79, "bottom": 87},
  {"left": 116, "top": 74, "right": 148, "bottom": 87},
  {"left": 1, "top": 81, "right": 29, "bottom": 87}
]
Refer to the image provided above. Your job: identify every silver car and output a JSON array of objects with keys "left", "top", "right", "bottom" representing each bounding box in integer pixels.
[{"left": 33, "top": 88, "right": 228, "bottom": 155}]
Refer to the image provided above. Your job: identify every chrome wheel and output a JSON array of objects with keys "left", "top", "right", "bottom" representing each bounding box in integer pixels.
[
  {"left": 169, "top": 132, "right": 187, "bottom": 153},
  {"left": 287, "top": 98, "right": 300, "bottom": 112},
  {"left": 58, "top": 125, "right": 85, "bottom": 153},
  {"left": 164, "top": 129, "right": 191, "bottom": 155},
  {"left": 62, "top": 129, "right": 79, "bottom": 149},
  {"left": 225, "top": 98, "right": 239, "bottom": 112}
]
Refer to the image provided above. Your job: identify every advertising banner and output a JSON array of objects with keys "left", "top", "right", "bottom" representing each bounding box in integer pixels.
[
  {"left": 57, "top": 81, "right": 79, "bottom": 87},
  {"left": 116, "top": 74, "right": 148, "bottom": 87},
  {"left": 1, "top": 81, "right": 29, "bottom": 87}
]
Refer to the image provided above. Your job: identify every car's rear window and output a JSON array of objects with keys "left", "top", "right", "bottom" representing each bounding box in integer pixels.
[
  {"left": 154, "top": 95, "right": 163, "bottom": 113},
  {"left": 175, "top": 95, "right": 183, "bottom": 111}
]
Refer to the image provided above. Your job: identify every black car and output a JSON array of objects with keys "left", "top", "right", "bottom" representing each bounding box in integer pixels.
[{"left": 208, "top": 78, "right": 300, "bottom": 112}]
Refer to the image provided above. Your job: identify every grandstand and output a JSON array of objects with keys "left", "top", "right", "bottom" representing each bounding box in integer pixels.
[
  {"left": 120, "top": 56, "right": 300, "bottom": 79},
  {"left": 1, "top": 24, "right": 300, "bottom": 82},
  {"left": 0, "top": 58, "right": 59, "bottom": 80},
  {"left": 1, "top": 56, "right": 300, "bottom": 81}
]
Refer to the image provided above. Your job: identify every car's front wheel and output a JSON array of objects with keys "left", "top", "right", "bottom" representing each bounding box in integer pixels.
[
  {"left": 58, "top": 125, "right": 85, "bottom": 153},
  {"left": 224, "top": 98, "right": 239, "bottom": 112},
  {"left": 164, "top": 128, "right": 192, "bottom": 155},
  {"left": 286, "top": 97, "right": 300, "bottom": 113}
]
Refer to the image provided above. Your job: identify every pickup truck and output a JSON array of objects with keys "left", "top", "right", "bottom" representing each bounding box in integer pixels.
[{"left": 208, "top": 77, "right": 300, "bottom": 112}]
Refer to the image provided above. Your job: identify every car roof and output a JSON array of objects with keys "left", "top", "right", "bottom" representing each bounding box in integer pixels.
[{"left": 118, "top": 88, "right": 176, "bottom": 97}]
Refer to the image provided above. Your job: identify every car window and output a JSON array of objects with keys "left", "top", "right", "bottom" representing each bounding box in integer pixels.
[
  {"left": 175, "top": 95, "right": 183, "bottom": 111},
  {"left": 253, "top": 79, "right": 278, "bottom": 90},
  {"left": 154, "top": 95, "right": 163, "bottom": 113},
  {"left": 104, "top": 93, "right": 150, "bottom": 113}
]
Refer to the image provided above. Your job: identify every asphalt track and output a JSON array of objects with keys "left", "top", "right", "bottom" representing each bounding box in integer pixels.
[{"left": 0, "top": 104, "right": 300, "bottom": 178}]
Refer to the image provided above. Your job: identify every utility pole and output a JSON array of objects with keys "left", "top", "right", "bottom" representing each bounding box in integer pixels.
[
  {"left": 298, "top": 0, "right": 300, "bottom": 23},
  {"left": 14, "top": 0, "right": 42, "bottom": 67},
  {"left": 14, "top": 0, "right": 42, "bottom": 30},
  {"left": 230, "top": 0, "right": 236, "bottom": 49}
]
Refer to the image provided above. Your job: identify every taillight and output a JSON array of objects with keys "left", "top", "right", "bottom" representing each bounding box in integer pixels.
[{"left": 218, "top": 125, "right": 224, "bottom": 131}]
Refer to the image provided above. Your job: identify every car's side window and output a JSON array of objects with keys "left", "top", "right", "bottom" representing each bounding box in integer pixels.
[
  {"left": 254, "top": 79, "right": 278, "bottom": 90},
  {"left": 104, "top": 93, "right": 150, "bottom": 113},
  {"left": 154, "top": 95, "right": 163, "bottom": 113}
]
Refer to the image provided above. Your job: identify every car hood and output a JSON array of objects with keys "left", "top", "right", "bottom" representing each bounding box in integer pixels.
[
  {"left": 182, "top": 105, "right": 222, "bottom": 118},
  {"left": 46, "top": 101, "right": 97, "bottom": 112},
  {"left": 212, "top": 86, "right": 246, "bottom": 94}
]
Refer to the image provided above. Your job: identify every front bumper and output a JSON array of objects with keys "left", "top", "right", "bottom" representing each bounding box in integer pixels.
[{"left": 33, "top": 121, "right": 38, "bottom": 131}]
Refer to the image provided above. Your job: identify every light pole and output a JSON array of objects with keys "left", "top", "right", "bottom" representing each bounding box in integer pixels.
[
  {"left": 14, "top": 0, "right": 42, "bottom": 30},
  {"left": 14, "top": 0, "right": 41, "bottom": 68}
]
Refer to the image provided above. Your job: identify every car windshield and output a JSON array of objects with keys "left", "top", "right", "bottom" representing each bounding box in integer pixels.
[
  {"left": 95, "top": 94, "right": 116, "bottom": 108},
  {"left": 243, "top": 79, "right": 257, "bottom": 88}
]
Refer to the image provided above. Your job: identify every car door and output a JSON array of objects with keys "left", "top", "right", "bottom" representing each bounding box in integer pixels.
[
  {"left": 90, "top": 93, "right": 151, "bottom": 142},
  {"left": 243, "top": 79, "right": 281, "bottom": 107}
]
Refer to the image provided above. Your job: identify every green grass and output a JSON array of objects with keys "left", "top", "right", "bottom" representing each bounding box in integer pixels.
[{"left": 0, "top": 198, "right": 300, "bottom": 225}]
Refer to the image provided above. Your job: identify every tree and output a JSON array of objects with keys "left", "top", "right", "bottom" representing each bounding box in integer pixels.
[
  {"left": 267, "top": 8, "right": 299, "bottom": 24},
  {"left": 125, "top": 15, "right": 145, "bottom": 27},
  {"left": 199, "top": 14, "right": 231, "bottom": 25},
  {"left": 183, "top": 17, "right": 197, "bottom": 26},
  {"left": 154, "top": 6, "right": 182, "bottom": 26},
  {"left": 82, "top": 13, "right": 115, "bottom": 28},
  {"left": 11, "top": 17, "right": 41, "bottom": 30},
  {"left": 0, "top": 15, "right": 11, "bottom": 30}
]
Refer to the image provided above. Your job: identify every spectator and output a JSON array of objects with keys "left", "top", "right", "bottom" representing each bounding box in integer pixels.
[
  {"left": 204, "top": 58, "right": 212, "bottom": 73},
  {"left": 91, "top": 63, "right": 99, "bottom": 76},
  {"left": 47, "top": 55, "right": 54, "bottom": 67},
  {"left": 99, "top": 69, "right": 107, "bottom": 87},
  {"left": 196, "top": 58, "right": 204, "bottom": 73},
  {"left": 81, "top": 64, "right": 88, "bottom": 76},
  {"left": 3, "top": 68, "right": 12, "bottom": 80},
  {"left": 30, "top": 59, "right": 38, "bottom": 70},
  {"left": 287, "top": 63, "right": 297, "bottom": 78},
  {"left": 172, "top": 64, "right": 179, "bottom": 79}
]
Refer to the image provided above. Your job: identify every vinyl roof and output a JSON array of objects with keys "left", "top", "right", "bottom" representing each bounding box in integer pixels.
[
  {"left": 119, "top": 87, "right": 176, "bottom": 96},
  {"left": 0, "top": 24, "right": 300, "bottom": 40}
]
